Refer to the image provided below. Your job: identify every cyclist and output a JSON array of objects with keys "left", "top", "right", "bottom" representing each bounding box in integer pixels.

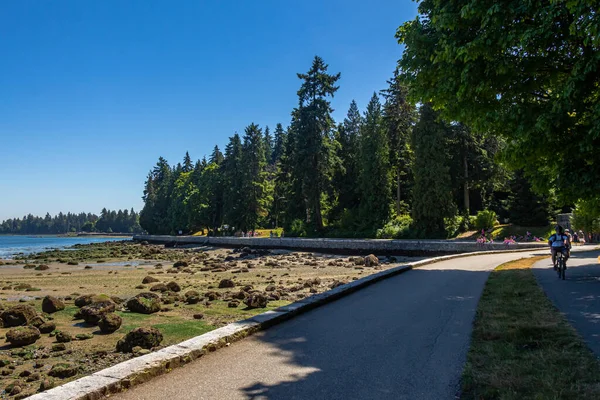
[{"left": 548, "top": 225, "right": 570, "bottom": 270}]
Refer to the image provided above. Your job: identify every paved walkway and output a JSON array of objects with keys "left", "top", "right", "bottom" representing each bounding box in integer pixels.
[
  {"left": 114, "top": 251, "right": 545, "bottom": 400},
  {"left": 533, "top": 248, "right": 600, "bottom": 358}
]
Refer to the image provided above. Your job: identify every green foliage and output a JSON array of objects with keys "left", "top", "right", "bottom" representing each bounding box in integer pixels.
[
  {"left": 397, "top": 0, "right": 600, "bottom": 203},
  {"left": 288, "top": 219, "right": 307, "bottom": 237},
  {"left": 376, "top": 215, "right": 413, "bottom": 239},
  {"left": 572, "top": 198, "right": 600, "bottom": 234},
  {"left": 240, "top": 123, "right": 268, "bottom": 231},
  {"left": 411, "top": 104, "right": 457, "bottom": 236},
  {"left": 358, "top": 93, "right": 392, "bottom": 230},
  {"left": 508, "top": 170, "right": 552, "bottom": 227},
  {"left": 475, "top": 210, "right": 497, "bottom": 231},
  {"left": 291, "top": 56, "right": 341, "bottom": 232},
  {"left": 381, "top": 70, "right": 416, "bottom": 214},
  {"left": 0, "top": 208, "right": 141, "bottom": 235}
]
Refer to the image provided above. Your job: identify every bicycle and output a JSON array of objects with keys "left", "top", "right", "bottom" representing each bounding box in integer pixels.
[{"left": 556, "top": 250, "right": 566, "bottom": 280}]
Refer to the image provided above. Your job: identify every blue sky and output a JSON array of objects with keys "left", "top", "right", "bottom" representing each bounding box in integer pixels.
[{"left": 0, "top": 0, "right": 418, "bottom": 221}]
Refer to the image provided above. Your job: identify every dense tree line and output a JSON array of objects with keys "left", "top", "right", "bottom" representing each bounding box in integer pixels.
[
  {"left": 140, "top": 56, "right": 560, "bottom": 238},
  {"left": 0, "top": 208, "right": 142, "bottom": 235}
]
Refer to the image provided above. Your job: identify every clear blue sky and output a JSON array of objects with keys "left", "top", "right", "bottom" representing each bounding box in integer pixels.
[{"left": 0, "top": 0, "right": 418, "bottom": 221}]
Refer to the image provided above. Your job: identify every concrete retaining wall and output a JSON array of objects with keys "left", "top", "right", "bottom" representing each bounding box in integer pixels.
[{"left": 132, "top": 234, "right": 546, "bottom": 256}]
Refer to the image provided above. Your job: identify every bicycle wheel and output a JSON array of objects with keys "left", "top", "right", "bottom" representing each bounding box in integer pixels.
[{"left": 561, "top": 258, "right": 566, "bottom": 280}]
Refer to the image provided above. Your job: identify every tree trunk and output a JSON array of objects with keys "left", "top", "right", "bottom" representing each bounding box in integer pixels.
[{"left": 463, "top": 153, "right": 470, "bottom": 214}]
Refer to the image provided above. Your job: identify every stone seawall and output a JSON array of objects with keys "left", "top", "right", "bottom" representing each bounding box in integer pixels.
[{"left": 132, "top": 235, "right": 546, "bottom": 256}]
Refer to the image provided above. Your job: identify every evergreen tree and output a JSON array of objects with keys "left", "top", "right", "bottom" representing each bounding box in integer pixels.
[
  {"left": 293, "top": 56, "right": 341, "bottom": 232},
  {"left": 240, "top": 123, "right": 268, "bottom": 231},
  {"left": 358, "top": 93, "right": 392, "bottom": 231},
  {"left": 508, "top": 169, "right": 552, "bottom": 226},
  {"left": 271, "top": 123, "right": 287, "bottom": 164},
  {"left": 139, "top": 157, "right": 173, "bottom": 234},
  {"left": 222, "top": 134, "right": 245, "bottom": 230},
  {"left": 273, "top": 120, "right": 303, "bottom": 230},
  {"left": 182, "top": 151, "right": 193, "bottom": 173},
  {"left": 263, "top": 126, "right": 273, "bottom": 165},
  {"left": 381, "top": 70, "right": 415, "bottom": 214},
  {"left": 332, "top": 100, "right": 362, "bottom": 221},
  {"left": 411, "top": 104, "right": 456, "bottom": 237},
  {"left": 209, "top": 146, "right": 224, "bottom": 165}
]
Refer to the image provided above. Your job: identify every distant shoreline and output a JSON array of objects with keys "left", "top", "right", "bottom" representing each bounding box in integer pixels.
[{"left": 0, "top": 233, "right": 133, "bottom": 238}]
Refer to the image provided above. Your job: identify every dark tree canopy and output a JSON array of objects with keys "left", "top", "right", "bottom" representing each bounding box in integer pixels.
[{"left": 397, "top": 0, "right": 600, "bottom": 202}]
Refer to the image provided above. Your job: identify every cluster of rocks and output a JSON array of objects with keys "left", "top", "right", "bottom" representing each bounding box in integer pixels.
[{"left": 0, "top": 298, "right": 65, "bottom": 347}]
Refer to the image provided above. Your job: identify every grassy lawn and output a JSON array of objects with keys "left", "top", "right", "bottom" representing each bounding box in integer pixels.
[
  {"left": 461, "top": 257, "right": 600, "bottom": 400},
  {"left": 489, "top": 224, "right": 554, "bottom": 240}
]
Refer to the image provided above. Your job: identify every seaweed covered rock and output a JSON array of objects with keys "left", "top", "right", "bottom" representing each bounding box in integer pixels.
[
  {"left": 364, "top": 254, "right": 379, "bottom": 267},
  {"left": 218, "top": 279, "right": 235, "bottom": 288},
  {"left": 38, "top": 322, "right": 56, "bottom": 334},
  {"left": 98, "top": 313, "right": 122, "bottom": 333},
  {"left": 116, "top": 327, "right": 163, "bottom": 353},
  {"left": 149, "top": 283, "right": 168, "bottom": 293},
  {"left": 245, "top": 293, "right": 268, "bottom": 309},
  {"left": 6, "top": 326, "right": 41, "bottom": 346},
  {"left": 1, "top": 305, "right": 37, "bottom": 327},
  {"left": 142, "top": 276, "right": 159, "bottom": 284},
  {"left": 74, "top": 294, "right": 94, "bottom": 308},
  {"left": 48, "top": 363, "right": 78, "bottom": 378},
  {"left": 166, "top": 281, "right": 181, "bottom": 292},
  {"left": 42, "top": 296, "right": 65, "bottom": 314},
  {"left": 55, "top": 331, "right": 72, "bottom": 343},
  {"left": 80, "top": 301, "right": 116, "bottom": 324},
  {"left": 126, "top": 293, "right": 161, "bottom": 314}
]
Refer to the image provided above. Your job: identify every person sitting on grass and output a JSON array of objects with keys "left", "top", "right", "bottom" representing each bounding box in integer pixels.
[{"left": 548, "top": 225, "right": 571, "bottom": 270}]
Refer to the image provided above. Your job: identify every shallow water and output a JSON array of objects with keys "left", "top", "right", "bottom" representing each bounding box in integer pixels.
[{"left": 0, "top": 235, "right": 130, "bottom": 259}]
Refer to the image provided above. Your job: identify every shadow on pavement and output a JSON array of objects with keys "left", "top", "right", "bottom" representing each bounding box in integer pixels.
[{"left": 238, "top": 267, "right": 491, "bottom": 400}]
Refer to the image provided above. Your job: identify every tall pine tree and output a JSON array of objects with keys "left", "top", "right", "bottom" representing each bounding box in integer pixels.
[
  {"left": 358, "top": 93, "right": 392, "bottom": 231},
  {"left": 411, "top": 104, "right": 456, "bottom": 237},
  {"left": 240, "top": 123, "right": 268, "bottom": 231},
  {"left": 293, "top": 56, "right": 341, "bottom": 232},
  {"left": 381, "top": 70, "right": 415, "bottom": 214}
]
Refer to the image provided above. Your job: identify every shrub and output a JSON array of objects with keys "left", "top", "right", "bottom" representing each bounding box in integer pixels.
[
  {"left": 288, "top": 219, "right": 307, "bottom": 237},
  {"left": 475, "top": 210, "right": 497, "bottom": 231},
  {"left": 376, "top": 215, "right": 413, "bottom": 239}
]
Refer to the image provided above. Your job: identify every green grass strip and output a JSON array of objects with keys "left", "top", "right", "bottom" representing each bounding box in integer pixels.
[{"left": 461, "top": 257, "right": 600, "bottom": 400}]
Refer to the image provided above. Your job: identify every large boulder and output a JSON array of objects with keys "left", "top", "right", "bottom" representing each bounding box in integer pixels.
[
  {"left": 1, "top": 305, "right": 37, "bottom": 327},
  {"left": 39, "top": 322, "right": 56, "bottom": 334},
  {"left": 80, "top": 301, "right": 116, "bottom": 324},
  {"left": 42, "top": 296, "right": 65, "bottom": 314},
  {"left": 6, "top": 326, "right": 41, "bottom": 347},
  {"left": 149, "top": 283, "right": 168, "bottom": 293},
  {"left": 245, "top": 293, "right": 268, "bottom": 309},
  {"left": 98, "top": 313, "right": 122, "bottom": 334},
  {"left": 218, "top": 279, "right": 235, "bottom": 289},
  {"left": 126, "top": 293, "right": 161, "bottom": 314},
  {"left": 166, "top": 281, "right": 181, "bottom": 292},
  {"left": 48, "top": 363, "right": 78, "bottom": 378},
  {"left": 116, "top": 327, "right": 163, "bottom": 353},
  {"left": 142, "top": 276, "right": 159, "bottom": 284},
  {"left": 74, "top": 294, "right": 95, "bottom": 308},
  {"left": 364, "top": 254, "right": 379, "bottom": 267},
  {"left": 55, "top": 331, "right": 72, "bottom": 343}
]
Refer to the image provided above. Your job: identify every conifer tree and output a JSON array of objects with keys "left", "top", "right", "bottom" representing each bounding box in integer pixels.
[
  {"left": 240, "top": 123, "right": 268, "bottom": 231},
  {"left": 411, "top": 104, "right": 456, "bottom": 236},
  {"left": 293, "top": 56, "right": 341, "bottom": 232},
  {"left": 358, "top": 93, "right": 392, "bottom": 230},
  {"left": 271, "top": 123, "right": 287, "bottom": 164}
]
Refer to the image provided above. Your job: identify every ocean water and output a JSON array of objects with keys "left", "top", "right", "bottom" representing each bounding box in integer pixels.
[{"left": 0, "top": 235, "right": 131, "bottom": 259}]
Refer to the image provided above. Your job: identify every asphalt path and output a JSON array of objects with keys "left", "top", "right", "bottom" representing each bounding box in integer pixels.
[
  {"left": 114, "top": 250, "right": 547, "bottom": 400},
  {"left": 533, "top": 248, "right": 600, "bottom": 358}
]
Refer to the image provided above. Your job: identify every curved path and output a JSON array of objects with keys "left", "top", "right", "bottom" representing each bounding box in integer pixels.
[
  {"left": 114, "top": 250, "right": 547, "bottom": 400},
  {"left": 533, "top": 249, "right": 600, "bottom": 357}
]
